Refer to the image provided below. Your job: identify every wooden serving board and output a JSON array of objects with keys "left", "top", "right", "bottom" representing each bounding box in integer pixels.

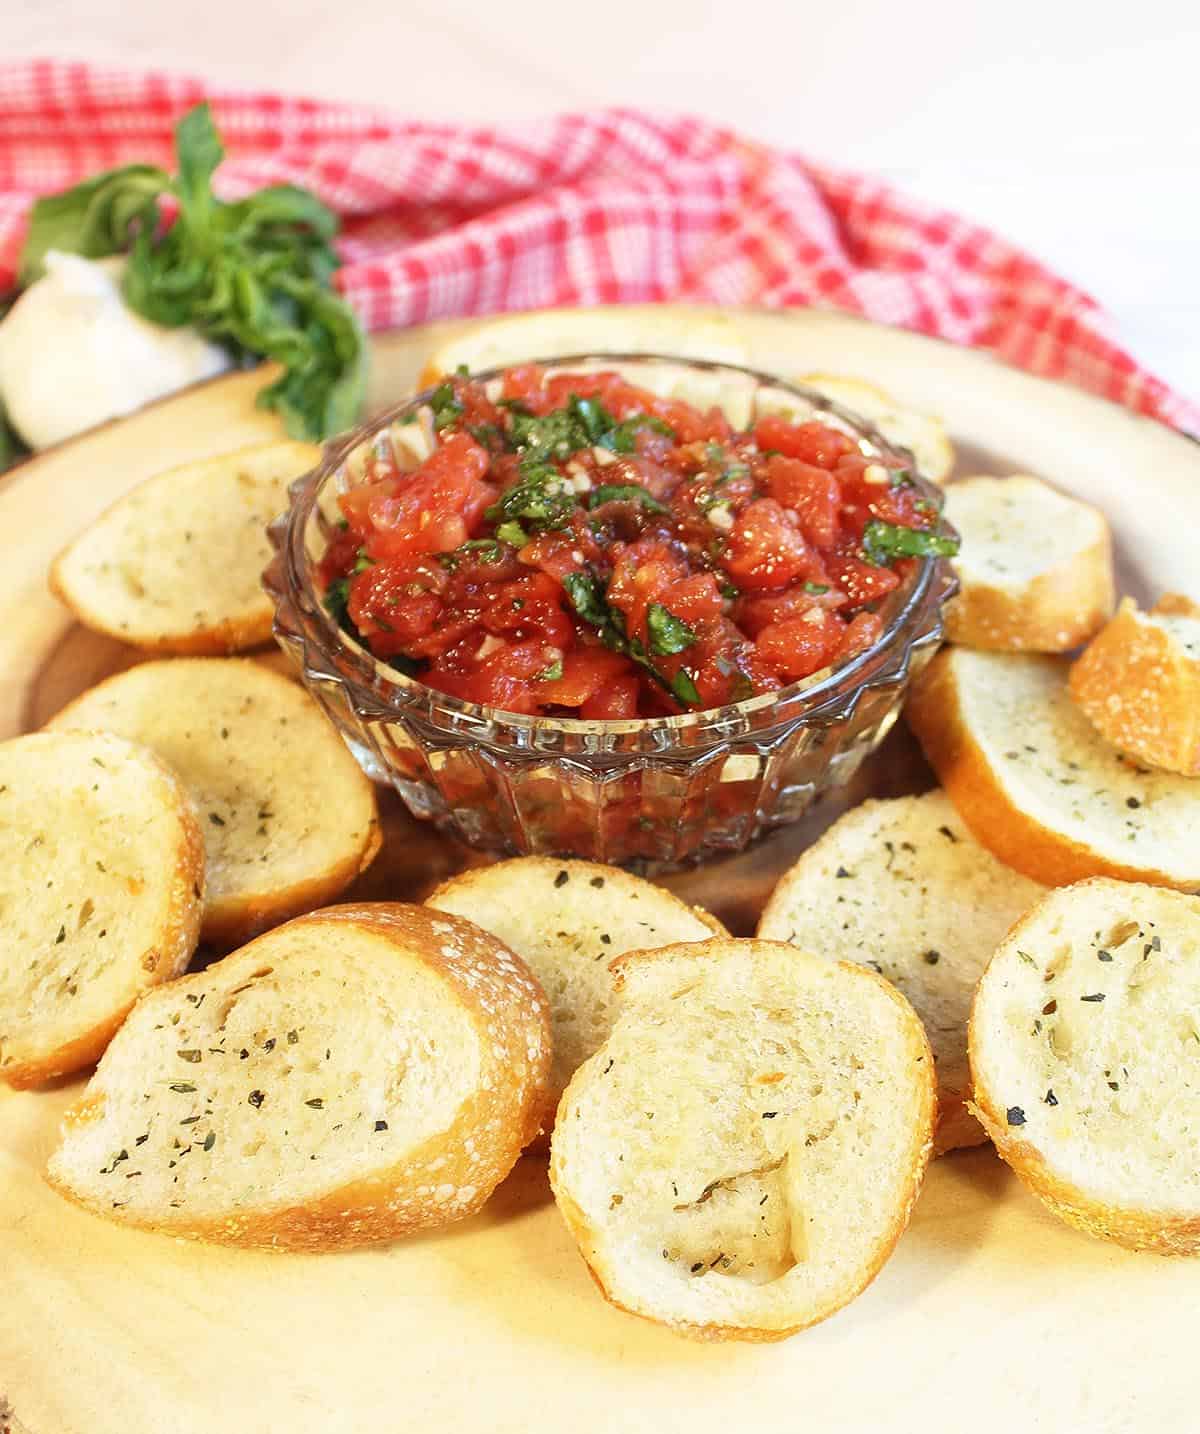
[{"left": 2, "top": 309, "right": 1199, "bottom": 1434}]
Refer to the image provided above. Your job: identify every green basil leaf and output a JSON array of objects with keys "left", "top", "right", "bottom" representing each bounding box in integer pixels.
[
  {"left": 670, "top": 669, "right": 702, "bottom": 706},
  {"left": 646, "top": 603, "right": 697, "bottom": 655},
  {"left": 508, "top": 406, "right": 582, "bottom": 461},
  {"left": 485, "top": 464, "right": 576, "bottom": 530},
  {"left": 861, "top": 519, "right": 959, "bottom": 567},
  {"left": 567, "top": 394, "right": 611, "bottom": 443},
  {"left": 19, "top": 165, "right": 169, "bottom": 286},
  {"left": 495, "top": 520, "right": 528, "bottom": 548},
  {"left": 468, "top": 422, "right": 504, "bottom": 452},
  {"left": 323, "top": 577, "right": 351, "bottom": 623},
  {"left": 172, "top": 102, "right": 223, "bottom": 234},
  {"left": 587, "top": 484, "right": 667, "bottom": 513},
  {"left": 595, "top": 413, "right": 675, "bottom": 454},
  {"left": 428, "top": 380, "right": 464, "bottom": 429},
  {"left": 561, "top": 572, "right": 612, "bottom": 628},
  {"left": 223, "top": 185, "right": 339, "bottom": 245}
]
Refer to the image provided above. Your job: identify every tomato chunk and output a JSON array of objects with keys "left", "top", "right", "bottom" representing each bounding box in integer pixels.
[
  {"left": 754, "top": 608, "right": 848, "bottom": 682},
  {"left": 721, "top": 500, "right": 828, "bottom": 591}
]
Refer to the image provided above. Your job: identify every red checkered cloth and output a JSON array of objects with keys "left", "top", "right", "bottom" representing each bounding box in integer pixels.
[{"left": 0, "top": 59, "right": 1194, "bottom": 435}]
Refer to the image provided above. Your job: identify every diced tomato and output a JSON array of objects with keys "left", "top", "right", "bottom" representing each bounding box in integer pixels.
[
  {"left": 721, "top": 500, "right": 828, "bottom": 591},
  {"left": 478, "top": 571, "right": 575, "bottom": 649},
  {"left": 762, "top": 455, "right": 841, "bottom": 547},
  {"left": 754, "top": 608, "right": 848, "bottom": 682},
  {"left": 500, "top": 365, "right": 552, "bottom": 413},
  {"left": 735, "top": 584, "right": 846, "bottom": 638},
  {"left": 580, "top": 673, "right": 641, "bottom": 720},
  {"left": 518, "top": 531, "right": 587, "bottom": 585},
  {"left": 834, "top": 454, "right": 933, "bottom": 534},
  {"left": 424, "top": 636, "right": 551, "bottom": 713},
  {"left": 822, "top": 551, "right": 901, "bottom": 609},
  {"left": 842, "top": 609, "right": 885, "bottom": 658},
  {"left": 347, "top": 558, "right": 444, "bottom": 642},
  {"left": 753, "top": 415, "right": 857, "bottom": 467},
  {"left": 537, "top": 647, "right": 636, "bottom": 708},
  {"left": 317, "top": 528, "right": 364, "bottom": 588},
  {"left": 347, "top": 432, "right": 495, "bottom": 561}
]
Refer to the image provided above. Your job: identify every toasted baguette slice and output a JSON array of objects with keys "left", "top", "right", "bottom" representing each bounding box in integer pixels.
[
  {"left": 907, "top": 647, "right": 1200, "bottom": 890},
  {"left": 419, "top": 305, "right": 751, "bottom": 387},
  {"left": 758, "top": 791, "right": 1045, "bottom": 1153},
  {"left": 50, "top": 441, "right": 319, "bottom": 655},
  {"left": 970, "top": 878, "right": 1200, "bottom": 1253},
  {"left": 426, "top": 858, "right": 725, "bottom": 1131},
  {"left": 46, "top": 659, "right": 380, "bottom": 946},
  {"left": 0, "top": 731, "right": 204, "bottom": 1089},
  {"left": 1069, "top": 594, "right": 1200, "bottom": 774},
  {"left": 550, "top": 939, "right": 935, "bottom": 1341},
  {"left": 940, "top": 475, "right": 1114, "bottom": 651},
  {"left": 47, "top": 903, "right": 552, "bottom": 1249},
  {"left": 798, "top": 373, "right": 955, "bottom": 483}
]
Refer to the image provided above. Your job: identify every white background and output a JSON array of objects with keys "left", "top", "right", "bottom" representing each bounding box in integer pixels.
[{"left": 8, "top": 0, "right": 1199, "bottom": 396}]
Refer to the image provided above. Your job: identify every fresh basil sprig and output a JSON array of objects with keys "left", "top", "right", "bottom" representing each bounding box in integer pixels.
[{"left": 16, "top": 103, "right": 366, "bottom": 444}]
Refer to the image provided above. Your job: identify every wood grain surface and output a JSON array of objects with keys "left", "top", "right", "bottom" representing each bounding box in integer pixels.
[{"left": 3, "top": 308, "right": 1199, "bottom": 1434}]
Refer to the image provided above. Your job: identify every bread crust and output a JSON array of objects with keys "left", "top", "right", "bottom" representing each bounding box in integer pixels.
[
  {"left": 905, "top": 648, "right": 1197, "bottom": 891},
  {"left": 969, "top": 883, "right": 1200, "bottom": 1255},
  {"left": 1069, "top": 595, "right": 1200, "bottom": 775},
  {"left": 1, "top": 734, "right": 205, "bottom": 1089},
  {"left": 47, "top": 904, "right": 553, "bottom": 1249},
  {"left": 550, "top": 939, "right": 936, "bottom": 1341},
  {"left": 944, "top": 532, "right": 1114, "bottom": 652}
]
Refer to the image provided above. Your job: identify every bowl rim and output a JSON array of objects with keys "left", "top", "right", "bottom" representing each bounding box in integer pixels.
[{"left": 272, "top": 351, "right": 955, "bottom": 738}]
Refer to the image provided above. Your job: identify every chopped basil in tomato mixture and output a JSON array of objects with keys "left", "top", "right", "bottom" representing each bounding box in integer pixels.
[{"left": 319, "top": 365, "right": 957, "bottom": 718}]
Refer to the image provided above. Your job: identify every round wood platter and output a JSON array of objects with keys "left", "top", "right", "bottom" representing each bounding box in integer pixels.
[{"left": 2, "top": 308, "right": 1199, "bottom": 1434}]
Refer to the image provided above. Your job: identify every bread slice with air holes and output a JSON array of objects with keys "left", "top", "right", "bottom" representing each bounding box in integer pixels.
[
  {"left": 757, "top": 791, "right": 1046, "bottom": 1153},
  {"left": 906, "top": 646, "right": 1200, "bottom": 891},
  {"left": 418, "top": 305, "right": 751, "bottom": 387},
  {"left": 797, "top": 373, "right": 955, "bottom": 483},
  {"left": 47, "top": 903, "right": 552, "bottom": 1249},
  {"left": 0, "top": 731, "right": 204, "bottom": 1089},
  {"left": 50, "top": 441, "right": 320, "bottom": 655},
  {"left": 426, "top": 857, "right": 726, "bottom": 1139},
  {"left": 940, "top": 475, "right": 1114, "bottom": 651},
  {"left": 46, "top": 659, "right": 380, "bottom": 947},
  {"left": 1069, "top": 594, "right": 1200, "bottom": 775},
  {"left": 970, "top": 878, "right": 1200, "bottom": 1254},
  {"left": 550, "top": 939, "right": 935, "bottom": 1341}
]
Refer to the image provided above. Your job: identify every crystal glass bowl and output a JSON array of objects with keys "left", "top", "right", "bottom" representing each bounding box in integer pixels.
[{"left": 264, "top": 354, "right": 957, "bottom": 866}]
